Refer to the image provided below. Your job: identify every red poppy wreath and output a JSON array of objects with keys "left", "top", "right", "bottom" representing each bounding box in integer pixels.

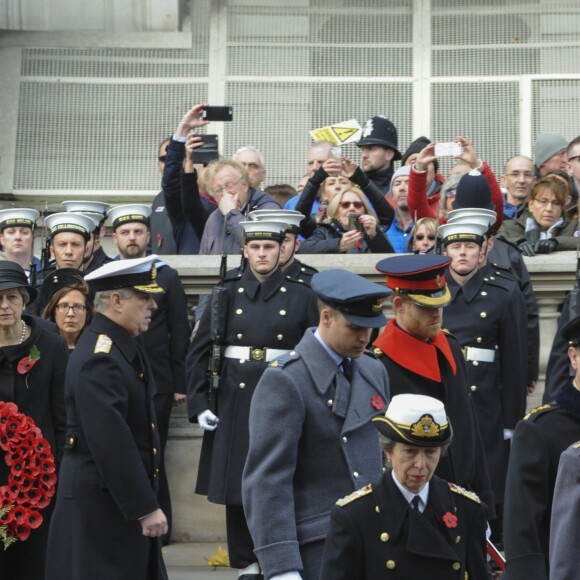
[{"left": 0, "top": 402, "right": 57, "bottom": 550}]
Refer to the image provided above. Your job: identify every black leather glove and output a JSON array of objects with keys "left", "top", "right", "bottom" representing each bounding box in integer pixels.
[
  {"left": 534, "top": 239, "right": 559, "bottom": 254},
  {"left": 518, "top": 240, "right": 536, "bottom": 256}
]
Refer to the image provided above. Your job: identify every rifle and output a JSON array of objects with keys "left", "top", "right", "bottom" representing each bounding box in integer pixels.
[
  {"left": 207, "top": 220, "right": 230, "bottom": 414},
  {"left": 39, "top": 202, "right": 50, "bottom": 281}
]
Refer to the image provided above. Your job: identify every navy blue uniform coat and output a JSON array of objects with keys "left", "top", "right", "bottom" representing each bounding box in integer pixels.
[
  {"left": 320, "top": 473, "right": 490, "bottom": 580},
  {"left": 45, "top": 313, "right": 165, "bottom": 580},
  {"left": 186, "top": 267, "right": 319, "bottom": 505}
]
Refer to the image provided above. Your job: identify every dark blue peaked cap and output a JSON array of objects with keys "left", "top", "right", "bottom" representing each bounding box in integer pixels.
[
  {"left": 561, "top": 315, "right": 580, "bottom": 346},
  {"left": 311, "top": 269, "right": 390, "bottom": 328},
  {"left": 375, "top": 255, "right": 452, "bottom": 308}
]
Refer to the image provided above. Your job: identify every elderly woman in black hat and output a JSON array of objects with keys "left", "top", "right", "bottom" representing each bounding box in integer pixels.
[
  {"left": 0, "top": 261, "right": 68, "bottom": 579},
  {"left": 320, "top": 394, "right": 489, "bottom": 580}
]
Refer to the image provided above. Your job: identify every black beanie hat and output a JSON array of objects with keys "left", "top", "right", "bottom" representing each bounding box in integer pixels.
[
  {"left": 401, "top": 136, "right": 439, "bottom": 173},
  {"left": 452, "top": 170, "right": 493, "bottom": 210}
]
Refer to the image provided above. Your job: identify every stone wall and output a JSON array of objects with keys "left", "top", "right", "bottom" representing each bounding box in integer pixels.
[{"left": 163, "top": 252, "right": 577, "bottom": 543}]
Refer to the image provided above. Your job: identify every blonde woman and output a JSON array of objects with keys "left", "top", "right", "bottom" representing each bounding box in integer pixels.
[{"left": 299, "top": 187, "right": 394, "bottom": 254}]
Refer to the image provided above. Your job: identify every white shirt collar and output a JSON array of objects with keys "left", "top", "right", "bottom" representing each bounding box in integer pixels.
[{"left": 390, "top": 469, "right": 429, "bottom": 513}]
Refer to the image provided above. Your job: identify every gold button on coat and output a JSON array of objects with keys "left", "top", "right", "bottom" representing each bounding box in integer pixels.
[
  {"left": 236, "top": 308, "right": 243, "bottom": 315},
  {"left": 239, "top": 383, "right": 246, "bottom": 389},
  {"left": 452, "top": 562, "right": 461, "bottom": 571},
  {"left": 380, "top": 532, "right": 389, "bottom": 542},
  {"left": 480, "top": 312, "right": 487, "bottom": 318},
  {"left": 386, "top": 560, "right": 396, "bottom": 569}
]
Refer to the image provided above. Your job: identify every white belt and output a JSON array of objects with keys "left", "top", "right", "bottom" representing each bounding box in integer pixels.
[
  {"left": 223, "top": 346, "right": 290, "bottom": 363},
  {"left": 462, "top": 346, "right": 496, "bottom": 363}
]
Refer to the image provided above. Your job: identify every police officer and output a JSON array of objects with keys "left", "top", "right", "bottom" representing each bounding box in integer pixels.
[
  {"left": 248, "top": 209, "right": 318, "bottom": 284},
  {"left": 320, "top": 394, "right": 489, "bottom": 580},
  {"left": 372, "top": 254, "right": 494, "bottom": 516},
  {"left": 61, "top": 200, "right": 112, "bottom": 274},
  {"left": 439, "top": 219, "right": 528, "bottom": 544},
  {"left": 46, "top": 255, "right": 168, "bottom": 580},
  {"left": 108, "top": 203, "right": 190, "bottom": 544},
  {"left": 242, "top": 269, "right": 391, "bottom": 580},
  {"left": 186, "top": 219, "right": 319, "bottom": 579},
  {"left": 357, "top": 115, "right": 402, "bottom": 195},
  {"left": 503, "top": 315, "right": 580, "bottom": 580}
]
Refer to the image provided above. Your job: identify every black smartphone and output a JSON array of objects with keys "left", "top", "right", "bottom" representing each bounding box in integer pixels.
[
  {"left": 348, "top": 213, "right": 364, "bottom": 232},
  {"left": 202, "top": 106, "right": 233, "bottom": 121},
  {"left": 195, "top": 134, "right": 219, "bottom": 166}
]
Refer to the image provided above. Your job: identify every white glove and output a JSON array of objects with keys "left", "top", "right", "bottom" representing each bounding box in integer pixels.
[
  {"left": 197, "top": 409, "right": 219, "bottom": 431},
  {"left": 270, "top": 573, "right": 302, "bottom": 580}
]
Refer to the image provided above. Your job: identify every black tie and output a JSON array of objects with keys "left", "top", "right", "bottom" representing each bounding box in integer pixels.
[
  {"left": 411, "top": 496, "right": 421, "bottom": 511},
  {"left": 342, "top": 358, "right": 352, "bottom": 382}
]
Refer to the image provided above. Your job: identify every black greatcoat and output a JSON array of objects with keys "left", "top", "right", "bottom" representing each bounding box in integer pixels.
[
  {"left": 443, "top": 270, "right": 528, "bottom": 504},
  {"left": 502, "top": 381, "right": 580, "bottom": 580},
  {"left": 186, "top": 266, "right": 319, "bottom": 505},
  {"left": 320, "top": 473, "right": 490, "bottom": 580},
  {"left": 373, "top": 320, "right": 495, "bottom": 517},
  {"left": 45, "top": 313, "right": 165, "bottom": 580},
  {"left": 0, "top": 315, "right": 68, "bottom": 580}
]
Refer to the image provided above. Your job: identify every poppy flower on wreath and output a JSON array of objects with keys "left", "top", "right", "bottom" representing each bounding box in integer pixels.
[
  {"left": 442, "top": 511, "right": 458, "bottom": 528},
  {"left": 0, "top": 401, "right": 56, "bottom": 550},
  {"left": 16, "top": 345, "right": 41, "bottom": 375}
]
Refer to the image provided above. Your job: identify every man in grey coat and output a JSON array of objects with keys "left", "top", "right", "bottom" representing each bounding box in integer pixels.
[{"left": 242, "top": 269, "right": 391, "bottom": 580}]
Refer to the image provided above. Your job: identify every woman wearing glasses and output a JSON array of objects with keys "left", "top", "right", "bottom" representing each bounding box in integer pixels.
[
  {"left": 41, "top": 269, "right": 94, "bottom": 350},
  {"left": 497, "top": 174, "right": 579, "bottom": 256},
  {"left": 299, "top": 186, "right": 394, "bottom": 254},
  {"left": 409, "top": 217, "right": 438, "bottom": 253}
]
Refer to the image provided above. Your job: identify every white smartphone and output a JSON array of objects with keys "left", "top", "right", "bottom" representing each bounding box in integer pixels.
[{"left": 434, "top": 142, "right": 462, "bottom": 157}]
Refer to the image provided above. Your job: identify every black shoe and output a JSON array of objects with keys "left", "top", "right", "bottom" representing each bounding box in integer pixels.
[{"left": 237, "top": 575, "right": 264, "bottom": 580}]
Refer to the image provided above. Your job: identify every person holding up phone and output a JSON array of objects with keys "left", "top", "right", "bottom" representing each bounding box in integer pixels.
[{"left": 299, "top": 186, "right": 394, "bottom": 254}]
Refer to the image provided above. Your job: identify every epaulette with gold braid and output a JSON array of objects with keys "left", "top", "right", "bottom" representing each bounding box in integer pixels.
[
  {"left": 336, "top": 484, "right": 373, "bottom": 507},
  {"left": 94, "top": 334, "right": 113, "bottom": 354},
  {"left": 523, "top": 403, "right": 554, "bottom": 421},
  {"left": 448, "top": 482, "right": 481, "bottom": 504},
  {"left": 572, "top": 440, "right": 580, "bottom": 450},
  {"left": 372, "top": 346, "right": 384, "bottom": 357}
]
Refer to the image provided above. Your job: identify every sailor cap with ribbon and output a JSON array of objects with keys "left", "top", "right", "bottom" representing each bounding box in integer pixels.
[
  {"left": 44, "top": 212, "right": 95, "bottom": 240},
  {"left": 107, "top": 204, "right": 151, "bottom": 231},
  {"left": 248, "top": 209, "right": 304, "bottom": 235},
  {"left": 0, "top": 208, "right": 39, "bottom": 231}
]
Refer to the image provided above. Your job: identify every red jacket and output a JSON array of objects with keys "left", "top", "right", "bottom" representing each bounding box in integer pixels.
[{"left": 408, "top": 163, "right": 504, "bottom": 231}]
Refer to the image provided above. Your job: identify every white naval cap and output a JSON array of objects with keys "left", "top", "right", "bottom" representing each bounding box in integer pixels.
[
  {"left": 0, "top": 208, "right": 40, "bottom": 231},
  {"left": 248, "top": 209, "right": 304, "bottom": 235},
  {"left": 107, "top": 204, "right": 152, "bottom": 231},
  {"left": 44, "top": 212, "right": 95, "bottom": 240},
  {"left": 61, "top": 200, "right": 111, "bottom": 217},
  {"left": 438, "top": 221, "right": 489, "bottom": 246},
  {"left": 84, "top": 254, "right": 163, "bottom": 294}
]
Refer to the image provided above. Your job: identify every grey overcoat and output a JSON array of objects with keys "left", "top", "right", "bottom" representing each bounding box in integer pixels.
[{"left": 242, "top": 328, "right": 390, "bottom": 580}]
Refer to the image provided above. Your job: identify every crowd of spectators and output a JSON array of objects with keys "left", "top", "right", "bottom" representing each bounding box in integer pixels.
[{"left": 3, "top": 101, "right": 580, "bottom": 580}]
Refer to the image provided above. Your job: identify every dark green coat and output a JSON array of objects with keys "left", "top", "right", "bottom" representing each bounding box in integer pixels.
[{"left": 496, "top": 206, "right": 579, "bottom": 250}]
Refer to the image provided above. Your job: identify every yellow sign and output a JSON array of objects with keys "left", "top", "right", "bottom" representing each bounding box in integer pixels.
[{"left": 310, "top": 119, "right": 362, "bottom": 145}]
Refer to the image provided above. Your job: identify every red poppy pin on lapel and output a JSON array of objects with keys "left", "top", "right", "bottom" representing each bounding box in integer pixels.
[
  {"left": 371, "top": 395, "right": 384, "bottom": 410},
  {"left": 442, "top": 512, "right": 458, "bottom": 528}
]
